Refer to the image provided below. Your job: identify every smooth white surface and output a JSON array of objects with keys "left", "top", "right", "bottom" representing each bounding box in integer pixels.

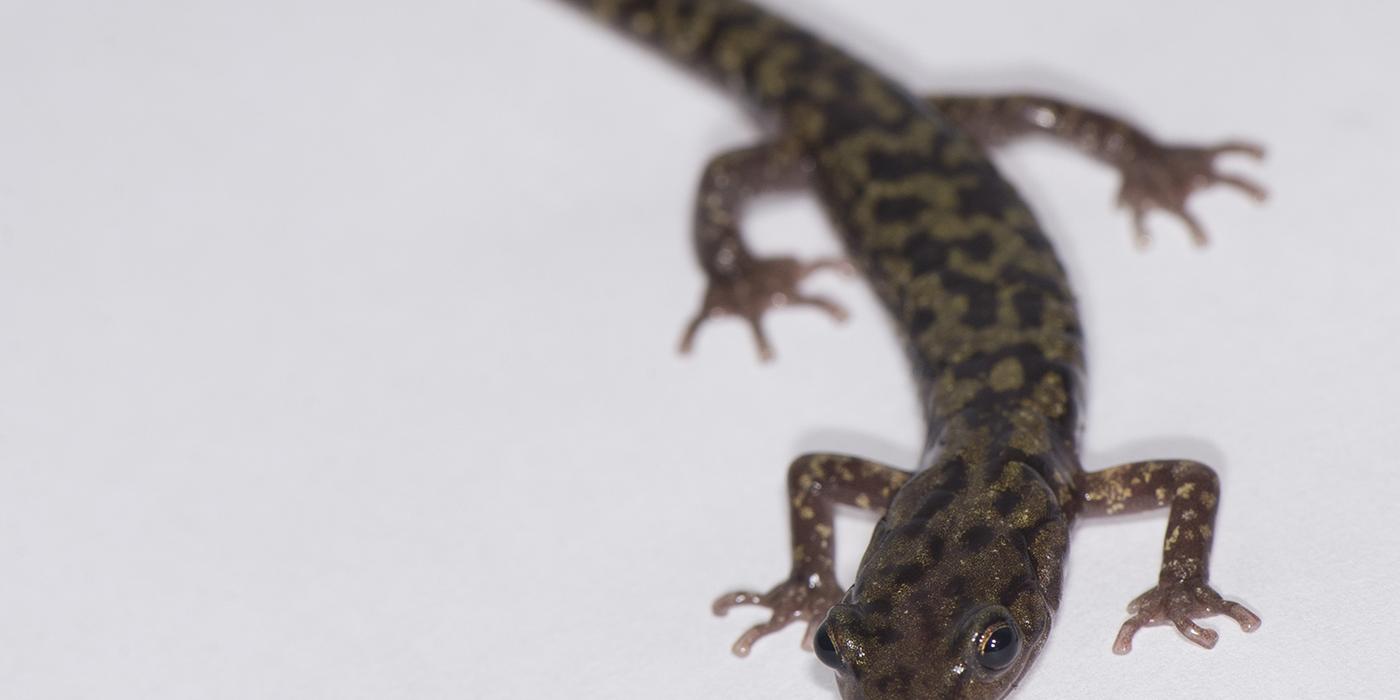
[{"left": 1, "top": 1, "right": 1397, "bottom": 698}]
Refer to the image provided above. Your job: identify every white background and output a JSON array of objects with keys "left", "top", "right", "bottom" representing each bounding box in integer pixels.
[{"left": 2, "top": 1, "right": 1397, "bottom": 698}]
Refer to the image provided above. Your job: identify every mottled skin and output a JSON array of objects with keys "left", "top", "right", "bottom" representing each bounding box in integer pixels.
[{"left": 557, "top": 1, "right": 1263, "bottom": 697}]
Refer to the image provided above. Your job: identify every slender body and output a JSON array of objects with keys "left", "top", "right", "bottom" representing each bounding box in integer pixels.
[{"left": 557, "top": 1, "right": 1263, "bottom": 697}]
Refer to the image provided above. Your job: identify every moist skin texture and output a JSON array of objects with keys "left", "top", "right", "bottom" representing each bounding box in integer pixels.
[{"left": 556, "top": 1, "right": 1264, "bottom": 697}]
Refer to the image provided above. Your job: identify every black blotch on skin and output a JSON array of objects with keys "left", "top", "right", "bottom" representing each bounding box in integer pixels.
[
  {"left": 960, "top": 525, "right": 995, "bottom": 551},
  {"left": 736, "top": 26, "right": 826, "bottom": 102},
  {"left": 913, "top": 490, "right": 955, "bottom": 519},
  {"left": 894, "top": 521, "right": 926, "bottom": 539},
  {"left": 615, "top": 0, "right": 656, "bottom": 25},
  {"left": 951, "top": 351, "right": 996, "bottom": 379},
  {"left": 824, "top": 100, "right": 906, "bottom": 142},
  {"left": 1012, "top": 217, "right": 1054, "bottom": 252},
  {"left": 909, "top": 307, "right": 937, "bottom": 338},
  {"left": 867, "top": 148, "right": 934, "bottom": 181},
  {"left": 938, "top": 270, "right": 997, "bottom": 322},
  {"left": 873, "top": 195, "right": 929, "bottom": 224},
  {"left": 999, "top": 572, "right": 1034, "bottom": 605},
  {"left": 738, "top": 40, "right": 779, "bottom": 94},
  {"left": 1003, "top": 266, "right": 1070, "bottom": 302},
  {"left": 981, "top": 458, "right": 1008, "bottom": 483},
  {"left": 952, "top": 342, "right": 1052, "bottom": 381},
  {"left": 959, "top": 234, "right": 995, "bottom": 262},
  {"left": 694, "top": 10, "right": 752, "bottom": 64},
  {"left": 893, "top": 563, "right": 925, "bottom": 585},
  {"left": 1011, "top": 452, "right": 1049, "bottom": 480},
  {"left": 962, "top": 290, "right": 1000, "bottom": 329},
  {"left": 873, "top": 667, "right": 915, "bottom": 696},
  {"left": 1018, "top": 514, "right": 1060, "bottom": 543},
  {"left": 952, "top": 172, "right": 1018, "bottom": 219},
  {"left": 1012, "top": 288, "right": 1045, "bottom": 327},
  {"left": 864, "top": 598, "right": 894, "bottom": 615},
  {"left": 994, "top": 489, "right": 1022, "bottom": 516},
  {"left": 916, "top": 603, "right": 943, "bottom": 641},
  {"left": 778, "top": 37, "right": 827, "bottom": 82},
  {"left": 925, "top": 535, "right": 945, "bottom": 562},
  {"left": 943, "top": 575, "right": 967, "bottom": 597},
  {"left": 934, "top": 458, "right": 969, "bottom": 493},
  {"left": 906, "top": 234, "right": 952, "bottom": 276}
]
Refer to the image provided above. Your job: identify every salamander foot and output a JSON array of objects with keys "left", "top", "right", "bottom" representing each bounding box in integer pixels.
[
  {"left": 712, "top": 573, "right": 844, "bottom": 656},
  {"left": 1112, "top": 578, "right": 1261, "bottom": 654},
  {"left": 1119, "top": 141, "right": 1267, "bottom": 247},
  {"left": 679, "top": 256, "right": 851, "bottom": 361}
]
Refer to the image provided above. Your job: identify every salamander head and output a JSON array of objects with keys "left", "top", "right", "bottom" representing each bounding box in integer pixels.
[{"left": 815, "top": 472, "right": 1069, "bottom": 699}]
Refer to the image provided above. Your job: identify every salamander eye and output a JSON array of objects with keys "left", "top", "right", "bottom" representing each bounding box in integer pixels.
[
  {"left": 975, "top": 619, "right": 1020, "bottom": 671},
  {"left": 813, "top": 623, "right": 844, "bottom": 669}
]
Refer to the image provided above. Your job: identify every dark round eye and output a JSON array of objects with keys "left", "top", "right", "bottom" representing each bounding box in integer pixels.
[
  {"left": 975, "top": 620, "right": 1020, "bottom": 671},
  {"left": 813, "top": 623, "right": 844, "bottom": 669}
]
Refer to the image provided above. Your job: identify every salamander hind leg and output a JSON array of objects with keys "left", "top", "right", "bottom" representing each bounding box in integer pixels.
[
  {"left": 927, "top": 94, "right": 1267, "bottom": 246},
  {"left": 1075, "top": 460, "right": 1260, "bottom": 654},
  {"left": 714, "top": 454, "right": 910, "bottom": 656},
  {"left": 678, "top": 141, "right": 853, "bottom": 362},
  {"left": 1113, "top": 141, "right": 1267, "bottom": 247}
]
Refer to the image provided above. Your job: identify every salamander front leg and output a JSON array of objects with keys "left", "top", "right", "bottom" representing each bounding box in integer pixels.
[
  {"left": 714, "top": 454, "right": 910, "bottom": 656},
  {"left": 679, "top": 141, "right": 852, "bottom": 362},
  {"left": 927, "top": 94, "right": 1266, "bottom": 246},
  {"left": 1075, "top": 460, "right": 1260, "bottom": 654}
]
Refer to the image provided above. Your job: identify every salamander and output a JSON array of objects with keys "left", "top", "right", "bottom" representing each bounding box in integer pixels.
[{"left": 554, "top": 1, "right": 1264, "bottom": 697}]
